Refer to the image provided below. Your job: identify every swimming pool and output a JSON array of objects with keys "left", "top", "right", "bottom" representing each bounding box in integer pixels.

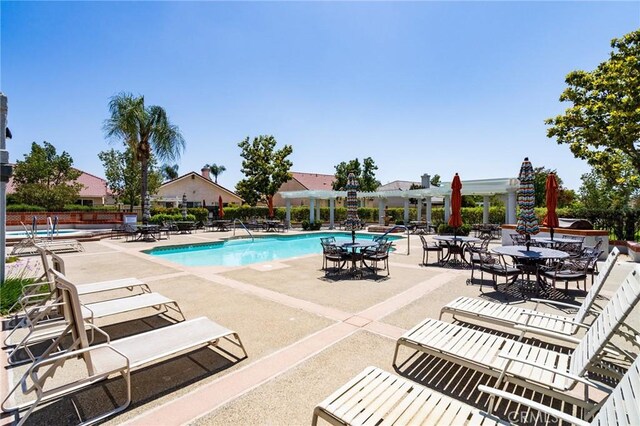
[{"left": 145, "top": 232, "right": 403, "bottom": 267}]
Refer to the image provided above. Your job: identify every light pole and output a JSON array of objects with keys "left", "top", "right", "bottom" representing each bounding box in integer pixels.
[{"left": 1, "top": 93, "right": 12, "bottom": 284}]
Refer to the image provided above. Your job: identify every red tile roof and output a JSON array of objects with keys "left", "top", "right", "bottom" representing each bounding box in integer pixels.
[
  {"left": 291, "top": 172, "right": 335, "bottom": 190},
  {"left": 6, "top": 168, "right": 109, "bottom": 197}
]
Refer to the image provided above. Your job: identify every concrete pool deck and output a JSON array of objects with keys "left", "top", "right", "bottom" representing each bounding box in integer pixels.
[{"left": 2, "top": 229, "right": 639, "bottom": 425}]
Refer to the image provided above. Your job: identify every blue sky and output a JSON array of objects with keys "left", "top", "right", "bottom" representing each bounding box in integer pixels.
[{"left": 2, "top": 1, "right": 638, "bottom": 191}]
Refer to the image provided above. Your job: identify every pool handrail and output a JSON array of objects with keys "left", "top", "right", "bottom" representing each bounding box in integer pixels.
[
  {"left": 232, "top": 219, "right": 255, "bottom": 242},
  {"left": 376, "top": 225, "right": 410, "bottom": 255}
]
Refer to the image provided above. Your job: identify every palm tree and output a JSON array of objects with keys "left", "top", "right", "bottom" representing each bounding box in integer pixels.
[
  {"left": 207, "top": 163, "right": 226, "bottom": 183},
  {"left": 161, "top": 163, "right": 179, "bottom": 181},
  {"left": 104, "top": 92, "right": 185, "bottom": 223}
]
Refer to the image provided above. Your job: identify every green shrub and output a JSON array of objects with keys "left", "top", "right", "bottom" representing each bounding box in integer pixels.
[
  {"left": 6, "top": 204, "right": 46, "bottom": 212},
  {"left": 1, "top": 258, "right": 44, "bottom": 314},
  {"left": 148, "top": 213, "right": 196, "bottom": 224},
  {"left": 437, "top": 223, "right": 471, "bottom": 236},
  {"left": 301, "top": 220, "right": 322, "bottom": 231}
]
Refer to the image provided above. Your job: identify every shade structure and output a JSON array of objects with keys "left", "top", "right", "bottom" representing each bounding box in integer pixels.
[
  {"left": 181, "top": 193, "right": 188, "bottom": 219},
  {"left": 515, "top": 157, "right": 539, "bottom": 249},
  {"left": 344, "top": 172, "right": 360, "bottom": 231},
  {"left": 218, "top": 195, "right": 224, "bottom": 218},
  {"left": 542, "top": 173, "right": 559, "bottom": 240},
  {"left": 447, "top": 173, "right": 463, "bottom": 229}
]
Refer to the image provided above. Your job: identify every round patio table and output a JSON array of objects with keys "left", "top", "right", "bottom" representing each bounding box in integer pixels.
[
  {"left": 532, "top": 237, "right": 583, "bottom": 249},
  {"left": 433, "top": 236, "right": 481, "bottom": 265},
  {"left": 492, "top": 245, "right": 569, "bottom": 292},
  {"left": 336, "top": 240, "right": 378, "bottom": 277}
]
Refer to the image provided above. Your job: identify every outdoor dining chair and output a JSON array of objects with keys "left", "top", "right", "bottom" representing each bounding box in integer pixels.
[
  {"left": 539, "top": 254, "right": 591, "bottom": 291},
  {"left": 362, "top": 242, "right": 391, "bottom": 276},
  {"left": 478, "top": 252, "right": 520, "bottom": 290},
  {"left": 418, "top": 235, "right": 442, "bottom": 265}
]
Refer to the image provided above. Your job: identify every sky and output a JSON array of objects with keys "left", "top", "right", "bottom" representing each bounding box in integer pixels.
[{"left": 1, "top": 1, "right": 639, "bottom": 192}]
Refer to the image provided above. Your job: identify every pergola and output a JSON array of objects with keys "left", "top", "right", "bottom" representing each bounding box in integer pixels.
[{"left": 280, "top": 177, "right": 520, "bottom": 229}]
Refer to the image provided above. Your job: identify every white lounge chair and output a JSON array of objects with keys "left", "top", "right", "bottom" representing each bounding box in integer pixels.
[
  {"left": 440, "top": 248, "right": 620, "bottom": 342},
  {"left": 6, "top": 288, "right": 186, "bottom": 365},
  {"left": 10, "top": 234, "right": 84, "bottom": 256},
  {"left": 4, "top": 249, "right": 154, "bottom": 351},
  {"left": 7, "top": 248, "right": 150, "bottom": 319},
  {"left": 393, "top": 265, "right": 640, "bottom": 408},
  {"left": 313, "top": 355, "right": 640, "bottom": 425},
  {"left": 2, "top": 270, "right": 248, "bottom": 425}
]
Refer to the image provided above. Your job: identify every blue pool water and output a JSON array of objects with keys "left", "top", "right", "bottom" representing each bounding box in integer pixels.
[{"left": 145, "top": 232, "right": 402, "bottom": 267}]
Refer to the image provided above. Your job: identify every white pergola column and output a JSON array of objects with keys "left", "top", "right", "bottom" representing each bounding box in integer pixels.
[
  {"left": 507, "top": 190, "right": 517, "bottom": 224},
  {"left": 309, "top": 198, "right": 315, "bottom": 222},
  {"left": 329, "top": 198, "right": 335, "bottom": 229},
  {"left": 416, "top": 198, "right": 422, "bottom": 222},
  {"left": 378, "top": 199, "right": 385, "bottom": 225},
  {"left": 285, "top": 199, "right": 291, "bottom": 227},
  {"left": 483, "top": 196, "right": 490, "bottom": 224},
  {"left": 316, "top": 201, "right": 321, "bottom": 224},
  {"left": 444, "top": 195, "right": 451, "bottom": 222},
  {"left": 403, "top": 199, "right": 409, "bottom": 224},
  {"left": 425, "top": 197, "right": 432, "bottom": 225}
]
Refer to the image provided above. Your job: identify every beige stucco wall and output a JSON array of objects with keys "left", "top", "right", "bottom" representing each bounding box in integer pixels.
[{"left": 157, "top": 176, "right": 242, "bottom": 207}]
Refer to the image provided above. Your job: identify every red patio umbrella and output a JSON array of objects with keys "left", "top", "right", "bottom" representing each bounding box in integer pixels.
[
  {"left": 448, "top": 173, "right": 463, "bottom": 234},
  {"left": 218, "top": 195, "right": 224, "bottom": 218},
  {"left": 542, "top": 173, "right": 559, "bottom": 240}
]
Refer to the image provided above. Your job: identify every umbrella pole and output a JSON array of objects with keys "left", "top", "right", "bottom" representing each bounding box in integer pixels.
[
  {"left": 525, "top": 234, "right": 531, "bottom": 251},
  {"left": 550, "top": 227, "right": 554, "bottom": 241}
]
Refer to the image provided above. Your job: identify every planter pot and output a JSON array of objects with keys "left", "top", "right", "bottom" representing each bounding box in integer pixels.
[
  {"left": 610, "top": 240, "right": 628, "bottom": 254},
  {"left": 628, "top": 241, "right": 640, "bottom": 263}
]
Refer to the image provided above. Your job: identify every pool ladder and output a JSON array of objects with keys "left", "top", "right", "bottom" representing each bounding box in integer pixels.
[
  {"left": 375, "top": 225, "right": 410, "bottom": 255},
  {"left": 232, "top": 219, "right": 254, "bottom": 242}
]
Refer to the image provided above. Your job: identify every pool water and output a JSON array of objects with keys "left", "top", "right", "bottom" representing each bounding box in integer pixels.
[{"left": 145, "top": 232, "right": 402, "bottom": 267}]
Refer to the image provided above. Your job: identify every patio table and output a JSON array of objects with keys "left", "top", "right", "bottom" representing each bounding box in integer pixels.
[
  {"left": 175, "top": 221, "right": 195, "bottom": 234},
  {"left": 335, "top": 240, "right": 378, "bottom": 278},
  {"left": 492, "top": 245, "right": 569, "bottom": 293},
  {"left": 433, "top": 235, "right": 481, "bottom": 266},
  {"left": 136, "top": 224, "right": 160, "bottom": 242}
]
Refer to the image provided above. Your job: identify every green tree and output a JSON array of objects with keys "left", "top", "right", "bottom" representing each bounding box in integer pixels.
[
  {"left": 545, "top": 29, "right": 640, "bottom": 189},
  {"left": 103, "top": 92, "right": 185, "bottom": 223},
  {"left": 161, "top": 164, "right": 179, "bottom": 181},
  {"left": 430, "top": 174, "right": 441, "bottom": 187},
  {"left": 235, "top": 135, "right": 293, "bottom": 214},
  {"left": 579, "top": 170, "right": 634, "bottom": 210},
  {"left": 12, "top": 141, "right": 82, "bottom": 210},
  {"left": 532, "top": 167, "right": 561, "bottom": 207},
  {"left": 99, "top": 148, "right": 162, "bottom": 211},
  {"left": 205, "top": 163, "right": 226, "bottom": 183},
  {"left": 332, "top": 157, "right": 381, "bottom": 191}
]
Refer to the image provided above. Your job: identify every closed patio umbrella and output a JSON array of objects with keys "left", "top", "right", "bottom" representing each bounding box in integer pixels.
[
  {"left": 345, "top": 172, "right": 360, "bottom": 242},
  {"left": 218, "top": 195, "right": 224, "bottom": 219},
  {"left": 181, "top": 193, "right": 188, "bottom": 219},
  {"left": 542, "top": 173, "right": 559, "bottom": 240},
  {"left": 515, "top": 157, "right": 539, "bottom": 250},
  {"left": 448, "top": 173, "right": 463, "bottom": 236}
]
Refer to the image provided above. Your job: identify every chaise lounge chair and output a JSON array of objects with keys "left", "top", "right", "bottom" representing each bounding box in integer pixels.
[
  {"left": 393, "top": 265, "right": 640, "bottom": 408},
  {"left": 439, "top": 248, "right": 620, "bottom": 343},
  {"left": 2, "top": 270, "right": 248, "bottom": 425},
  {"left": 5, "top": 248, "right": 151, "bottom": 328},
  {"left": 312, "top": 354, "right": 640, "bottom": 425}
]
